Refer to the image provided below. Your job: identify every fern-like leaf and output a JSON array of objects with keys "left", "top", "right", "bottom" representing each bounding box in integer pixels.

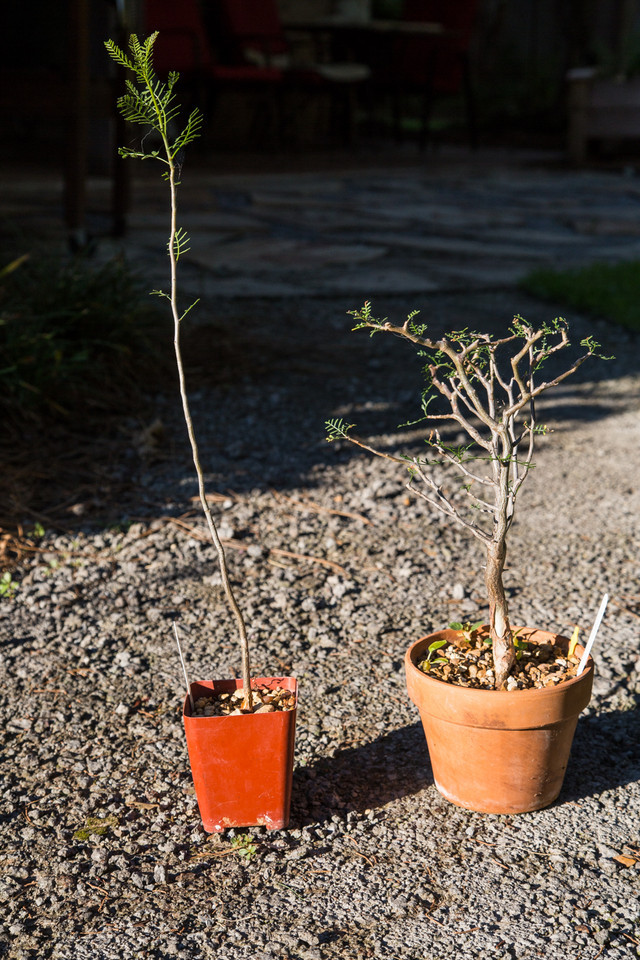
[
  {"left": 170, "top": 227, "right": 191, "bottom": 260},
  {"left": 325, "top": 418, "right": 355, "bottom": 441},
  {"left": 179, "top": 299, "right": 201, "bottom": 323},
  {"left": 171, "top": 108, "right": 204, "bottom": 158},
  {"left": 104, "top": 39, "right": 134, "bottom": 71}
]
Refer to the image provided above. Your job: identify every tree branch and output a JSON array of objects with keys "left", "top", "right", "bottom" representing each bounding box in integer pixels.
[{"left": 407, "top": 472, "right": 491, "bottom": 544}]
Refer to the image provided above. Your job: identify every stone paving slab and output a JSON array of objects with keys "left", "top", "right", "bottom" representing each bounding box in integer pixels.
[
  {"left": 5, "top": 146, "right": 640, "bottom": 299},
  {"left": 112, "top": 149, "right": 640, "bottom": 300}
]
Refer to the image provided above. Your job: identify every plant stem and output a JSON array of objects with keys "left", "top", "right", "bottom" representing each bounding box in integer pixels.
[
  {"left": 485, "top": 539, "right": 515, "bottom": 689},
  {"left": 167, "top": 155, "right": 253, "bottom": 711}
]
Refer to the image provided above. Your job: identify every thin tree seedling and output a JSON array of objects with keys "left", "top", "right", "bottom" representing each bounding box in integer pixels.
[
  {"left": 105, "top": 33, "right": 253, "bottom": 710},
  {"left": 327, "top": 303, "right": 608, "bottom": 689}
]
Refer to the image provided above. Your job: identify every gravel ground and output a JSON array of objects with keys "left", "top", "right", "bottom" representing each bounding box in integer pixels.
[{"left": 2, "top": 287, "right": 640, "bottom": 960}]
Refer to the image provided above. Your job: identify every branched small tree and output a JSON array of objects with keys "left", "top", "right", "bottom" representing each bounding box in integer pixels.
[
  {"left": 327, "top": 303, "right": 607, "bottom": 689},
  {"left": 105, "top": 33, "right": 253, "bottom": 709}
]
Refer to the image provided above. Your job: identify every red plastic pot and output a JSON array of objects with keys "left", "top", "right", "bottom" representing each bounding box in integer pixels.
[
  {"left": 405, "top": 628, "right": 594, "bottom": 814},
  {"left": 183, "top": 676, "right": 297, "bottom": 832}
]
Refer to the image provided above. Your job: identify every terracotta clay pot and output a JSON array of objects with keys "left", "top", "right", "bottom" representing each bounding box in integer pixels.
[
  {"left": 183, "top": 677, "right": 297, "bottom": 832},
  {"left": 405, "top": 628, "right": 594, "bottom": 814}
]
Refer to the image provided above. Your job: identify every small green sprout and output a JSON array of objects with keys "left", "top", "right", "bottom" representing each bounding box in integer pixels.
[
  {"left": 449, "top": 620, "right": 484, "bottom": 644},
  {"left": 513, "top": 631, "right": 530, "bottom": 660},
  {"left": 43, "top": 558, "right": 60, "bottom": 576},
  {"left": 421, "top": 638, "right": 449, "bottom": 672},
  {"left": 231, "top": 834, "right": 258, "bottom": 859},
  {"left": 0, "top": 572, "right": 18, "bottom": 599},
  {"left": 73, "top": 815, "right": 118, "bottom": 842}
]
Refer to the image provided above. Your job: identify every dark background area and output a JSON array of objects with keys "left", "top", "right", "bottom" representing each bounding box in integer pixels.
[{"left": 3, "top": 0, "right": 640, "bottom": 239}]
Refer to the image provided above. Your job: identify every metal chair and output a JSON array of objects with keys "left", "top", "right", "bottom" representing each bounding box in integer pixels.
[
  {"left": 206, "top": 0, "right": 371, "bottom": 144},
  {"left": 389, "top": 0, "right": 478, "bottom": 151},
  {"left": 144, "top": 0, "right": 286, "bottom": 145}
]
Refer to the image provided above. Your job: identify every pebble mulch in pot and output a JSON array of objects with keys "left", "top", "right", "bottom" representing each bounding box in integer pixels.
[
  {"left": 192, "top": 685, "right": 296, "bottom": 717},
  {"left": 418, "top": 634, "right": 581, "bottom": 691}
]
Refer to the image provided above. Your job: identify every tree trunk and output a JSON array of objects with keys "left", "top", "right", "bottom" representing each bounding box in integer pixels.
[{"left": 485, "top": 539, "right": 516, "bottom": 689}]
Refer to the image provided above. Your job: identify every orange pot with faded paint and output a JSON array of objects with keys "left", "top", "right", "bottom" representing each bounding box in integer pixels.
[
  {"left": 183, "top": 677, "right": 297, "bottom": 833},
  {"left": 405, "top": 629, "right": 594, "bottom": 814}
]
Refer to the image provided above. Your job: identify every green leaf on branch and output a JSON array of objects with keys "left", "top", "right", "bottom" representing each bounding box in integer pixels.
[
  {"left": 105, "top": 32, "right": 203, "bottom": 162},
  {"left": 170, "top": 227, "right": 191, "bottom": 260},
  {"left": 325, "top": 418, "right": 355, "bottom": 442}
]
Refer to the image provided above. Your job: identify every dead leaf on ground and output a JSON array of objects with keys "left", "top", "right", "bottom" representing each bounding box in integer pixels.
[{"left": 613, "top": 854, "right": 638, "bottom": 867}]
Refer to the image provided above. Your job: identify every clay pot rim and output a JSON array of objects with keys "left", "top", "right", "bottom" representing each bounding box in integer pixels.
[
  {"left": 406, "top": 628, "right": 594, "bottom": 702},
  {"left": 183, "top": 676, "right": 298, "bottom": 720}
]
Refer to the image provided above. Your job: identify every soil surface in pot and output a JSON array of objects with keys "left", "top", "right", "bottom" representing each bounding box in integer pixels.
[
  {"left": 418, "top": 629, "right": 582, "bottom": 691},
  {"left": 192, "top": 685, "right": 296, "bottom": 717}
]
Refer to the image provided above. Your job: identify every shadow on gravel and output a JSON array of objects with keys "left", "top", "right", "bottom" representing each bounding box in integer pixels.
[
  {"left": 2, "top": 289, "right": 637, "bottom": 530},
  {"left": 291, "top": 697, "right": 640, "bottom": 826},
  {"left": 291, "top": 721, "right": 433, "bottom": 826},
  {"left": 559, "top": 695, "right": 640, "bottom": 803}
]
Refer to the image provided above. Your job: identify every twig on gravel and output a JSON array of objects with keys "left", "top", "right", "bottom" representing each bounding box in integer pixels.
[
  {"left": 0, "top": 526, "right": 106, "bottom": 571},
  {"left": 192, "top": 846, "right": 249, "bottom": 859},
  {"left": 87, "top": 883, "right": 109, "bottom": 896},
  {"left": 347, "top": 836, "right": 377, "bottom": 867},
  {"left": 190, "top": 491, "right": 247, "bottom": 505},
  {"left": 270, "top": 547, "right": 347, "bottom": 575},
  {"left": 267, "top": 558, "right": 294, "bottom": 570},
  {"left": 271, "top": 489, "right": 373, "bottom": 525},
  {"left": 165, "top": 515, "right": 211, "bottom": 541},
  {"left": 424, "top": 912, "right": 445, "bottom": 926},
  {"left": 167, "top": 516, "right": 348, "bottom": 575}
]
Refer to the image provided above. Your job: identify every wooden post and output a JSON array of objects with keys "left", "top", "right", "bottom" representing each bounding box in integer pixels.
[
  {"left": 65, "top": 0, "right": 89, "bottom": 247},
  {"left": 566, "top": 67, "right": 596, "bottom": 166}
]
